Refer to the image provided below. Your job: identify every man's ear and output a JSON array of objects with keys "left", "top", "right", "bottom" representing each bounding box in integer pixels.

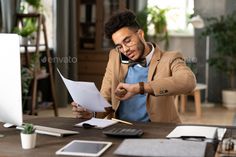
[{"left": 137, "top": 29, "right": 145, "bottom": 41}]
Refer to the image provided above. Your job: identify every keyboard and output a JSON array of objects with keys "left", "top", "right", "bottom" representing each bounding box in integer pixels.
[
  {"left": 103, "top": 128, "right": 143, "bottom": 138},
  {"left": 17, "top": 125, "right": 79, "bottom": 137}
]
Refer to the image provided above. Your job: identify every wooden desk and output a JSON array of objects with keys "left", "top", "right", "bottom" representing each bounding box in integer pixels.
[{"left": 0, "top": 117, "right": 227, "bottom": 157}]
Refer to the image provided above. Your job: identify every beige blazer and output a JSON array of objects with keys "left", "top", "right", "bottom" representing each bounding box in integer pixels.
[{"left": 99, "top": 46, "right": 196, "bottom": 123}]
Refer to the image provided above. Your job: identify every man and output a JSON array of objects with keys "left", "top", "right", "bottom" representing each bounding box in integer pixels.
[{"left": 72, "top": 10, "right": 196, "bottom": 123}]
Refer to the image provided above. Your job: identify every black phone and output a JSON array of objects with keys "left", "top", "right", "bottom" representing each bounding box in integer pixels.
[{"left": 120, "top": 53, "right": 129, "bottom": 64}]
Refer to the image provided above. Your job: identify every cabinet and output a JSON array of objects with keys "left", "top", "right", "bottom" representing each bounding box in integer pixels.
[
  {"left": 77, "top": 0, "right": 127, "bottom": 88},
  {"left": 16, "top": 13, "right": 58, "bottom": 116}
]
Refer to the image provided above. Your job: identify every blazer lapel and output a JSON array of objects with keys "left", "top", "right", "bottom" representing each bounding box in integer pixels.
[
  {"left": 117, "top": 45, "right": 162, "bottom": 82},
  {"left": 148, "top": 47, "right": 162, "bottom": 81},
  {"left": 113, "top": 63, "right": 128, "bottom": 111},
  {"left": 117, "top": 46, "right": 162, "bottom": 82},
  {"left": 119, "top": 63, "right": 129, "bottom": 82}
]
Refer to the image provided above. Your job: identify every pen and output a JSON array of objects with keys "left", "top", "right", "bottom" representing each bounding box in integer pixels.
[{"left": 111, "top": 118, "right": 133, "bottom": 125}]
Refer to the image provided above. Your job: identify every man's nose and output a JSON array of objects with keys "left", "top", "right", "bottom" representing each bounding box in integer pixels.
[{"left": 122, "top": 44, "right": 130, "bottom": 53}]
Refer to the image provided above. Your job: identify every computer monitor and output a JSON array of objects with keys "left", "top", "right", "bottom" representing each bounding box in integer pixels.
[{"left": 0, "top": 34, "right": 23, "bottom": 128}]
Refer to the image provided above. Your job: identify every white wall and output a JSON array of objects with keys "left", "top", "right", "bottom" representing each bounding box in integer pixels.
[
  {"left": 157, "top": 35, "right": 195, "bottom": 59},
  {"left": 169, "top": 35, "right": 195, "bottom": 58}
]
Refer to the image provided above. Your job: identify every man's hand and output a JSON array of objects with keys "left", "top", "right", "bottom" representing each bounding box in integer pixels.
[
  {"left": 115, "top": 88, "right": 127, "bottom": 97},
  {"left": 115, "top": 82, "right": 139, "bottom": 100},
  {"left": 71, "top": 102, "right": 93, "bottom": 119}
]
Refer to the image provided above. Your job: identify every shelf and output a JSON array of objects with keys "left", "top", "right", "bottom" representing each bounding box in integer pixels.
[
  {"left": 77, "top": 0, "right": 127, "bottom": 88},
  {"left": 81, "top": 0, "right": 96, "bottom": 4},
  {"left": 36, "top": 72, "right": 49, "bottom": 80},
  {"left": 80, "top": 38, "right": 95, "bottom": 49},
  {"left": 16, "top": 13, "right": 41, "bottom": 18},
  {"left": 20, "top": 44, "right": 46, "bottom": 47},
  {"left": 79, "top": 22, "right": 96, "bottom": 25},
  {"left": 16, "top": 13, "right": 58, "bottom": 116},
  {"left": 20, "top": 45, "right": 46, "bottom": 53}
]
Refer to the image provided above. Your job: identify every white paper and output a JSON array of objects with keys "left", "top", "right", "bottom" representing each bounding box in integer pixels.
[
  {"left": 166, "top": 126, "right": 217, "bottom": 139},
  {"left": 75, "top": 117, "right": 118, "bottom": 129},
  {"left": 57, "top": 69, "right": 111, "bottom": 112},
  {"left": 217, "top": 128, "right": 227, "bottom": 141}
]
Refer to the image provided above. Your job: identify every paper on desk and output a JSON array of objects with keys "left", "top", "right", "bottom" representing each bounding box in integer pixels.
[
  {"left": 57, "top": 69, "right": 111, "bottom": 112},
  {"left": 75, "top": 117, "right": 118, "bottom": 129},
  {"left": 217, "top": 128, "right": 227, "bottom": 141},
  {"left": 166, "top": 125, "right": 217, "bottom": 139}
]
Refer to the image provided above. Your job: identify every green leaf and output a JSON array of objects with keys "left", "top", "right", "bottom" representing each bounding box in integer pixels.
[
  {"left": 202, "top": 11, "right": 236, "bottom": 89},
  {"left": 22, "top": 123, "right": 35, "bottom": 134}
]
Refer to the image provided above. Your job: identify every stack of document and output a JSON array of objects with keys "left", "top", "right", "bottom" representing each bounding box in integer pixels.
[{"left": 166, "top": 125, "right": 218, "bottom": 140}]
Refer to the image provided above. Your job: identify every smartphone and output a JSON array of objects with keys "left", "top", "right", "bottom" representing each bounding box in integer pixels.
[{"left": 120, "top": 53, "right": 129, "bottom": 64}]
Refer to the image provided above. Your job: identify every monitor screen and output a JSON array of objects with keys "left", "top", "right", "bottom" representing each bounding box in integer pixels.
[{"left": 0, "top": 33, "right": 23, "bottom": 126}]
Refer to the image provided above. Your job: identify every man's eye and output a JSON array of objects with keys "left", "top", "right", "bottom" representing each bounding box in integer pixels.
[
  {"left": 124, "top": 38, "right": 131, "bottom": 44},
  {"left": 116, "top": 45, "right": 122, "bottom": 50}
]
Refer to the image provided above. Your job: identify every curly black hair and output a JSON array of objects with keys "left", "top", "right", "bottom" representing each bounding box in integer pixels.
[{"left": 104, "top": 10, "right": 140, "bottom": 39}]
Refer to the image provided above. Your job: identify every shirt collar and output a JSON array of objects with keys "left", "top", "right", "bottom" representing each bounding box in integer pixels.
[
  {"left": 129, "top": 42, "right": 154, "bottom": 68},
  {"left": 145, "top": 42, "right": 154, "bottom": 66}
]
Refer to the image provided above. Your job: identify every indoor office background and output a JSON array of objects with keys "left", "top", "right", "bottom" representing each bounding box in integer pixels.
[{"left": 1, "top": 0, "right": 236, "bottom": 125}]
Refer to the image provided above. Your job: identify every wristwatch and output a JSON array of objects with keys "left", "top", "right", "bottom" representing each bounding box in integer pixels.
[{"left": 139, "top": 82, "right": 145, "bottom": 94}]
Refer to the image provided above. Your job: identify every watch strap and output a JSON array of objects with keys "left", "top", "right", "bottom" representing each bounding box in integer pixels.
[{"left": 139, "top": 82, "right": 145, "bottom": 94}]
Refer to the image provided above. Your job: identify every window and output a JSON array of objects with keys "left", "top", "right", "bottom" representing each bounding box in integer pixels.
[
  {"left": 18, "top": 0, "right": 54, "bottom": 48},
  {"left": 147, "top": 0, "right": 194, "bottom": 36}
]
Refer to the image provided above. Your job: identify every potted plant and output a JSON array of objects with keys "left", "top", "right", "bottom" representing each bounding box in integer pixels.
[
  {"left": 13, "top": 18, "right": 37, "bottom": 45},
  {"left": 202, "top": 11, "right": 236, "bottom": 108},
  {"left": 137, "top": 6, "right": 170, "bottom": 50},
  {"left": 24, "top": 0, "right": 43, "bottom": 13},
  {"left": 20, "top": 123, "right": 37, "bottom": 149},
  {"left": 16, "top": 0, "right": 44, "bottom": 43}
]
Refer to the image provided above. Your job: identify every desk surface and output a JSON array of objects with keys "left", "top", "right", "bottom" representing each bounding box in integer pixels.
[{"left": 0, "top": 116, "right": 228, "bottom": 157}]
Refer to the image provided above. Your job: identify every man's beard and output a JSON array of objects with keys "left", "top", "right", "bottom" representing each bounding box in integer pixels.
[{"left": 136, "top": 38, "right": 145, "bottom": 59}]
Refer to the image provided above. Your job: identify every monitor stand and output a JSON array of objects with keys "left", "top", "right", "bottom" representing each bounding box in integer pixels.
[{"left": 3, "top": 123, "right": 15, "bottom": 128}]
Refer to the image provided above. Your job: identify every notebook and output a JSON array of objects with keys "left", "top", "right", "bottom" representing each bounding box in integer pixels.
[
  {"left": 75, "top": 118, "right": 118, "bottom": 129},
  {"left": 17, "top": 125, "right": 79, "bottom": 137},
  {"left": 166, "top": 125, "right": 217, "bottom": 140}
]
